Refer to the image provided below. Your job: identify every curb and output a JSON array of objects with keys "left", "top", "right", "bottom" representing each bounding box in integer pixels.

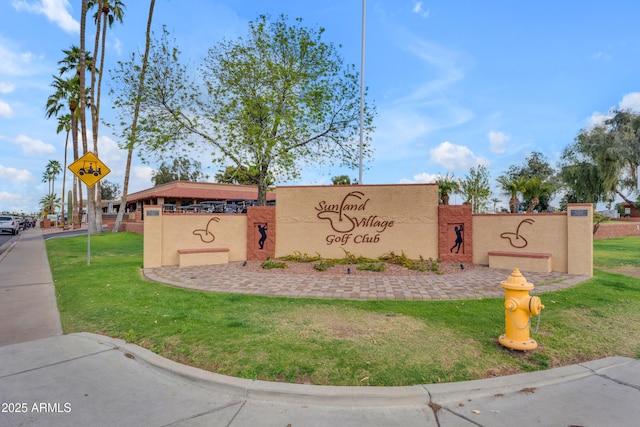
[{"left": 71, "top": 332, "right": 635, "bottom": 408}]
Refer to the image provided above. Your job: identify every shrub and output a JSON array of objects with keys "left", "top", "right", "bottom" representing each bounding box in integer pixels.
[{"left": 357, "top": 263, "right": 386, "bottom": 272}]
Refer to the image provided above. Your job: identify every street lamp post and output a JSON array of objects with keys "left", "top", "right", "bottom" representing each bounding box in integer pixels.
[{"left": 358, "top": 0, "right": 366, "bottom": 185}]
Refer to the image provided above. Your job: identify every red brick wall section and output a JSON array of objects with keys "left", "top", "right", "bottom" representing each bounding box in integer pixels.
[
  {"left": 103, "top": 222, "right": 144, "bottom": 235},
  {"left": 246, "top": 206, "right": 276, "bottom": 261},
  {"left": 594, "top": 221, "right": 640, "bottom": 239},
  {"left": 438, "top": 205, "right": 473, "bottom": 263}
]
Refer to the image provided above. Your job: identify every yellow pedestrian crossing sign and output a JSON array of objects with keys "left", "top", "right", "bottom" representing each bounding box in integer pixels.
[{"left": 68, "top": 151, "right": 111, "bottom": 187}]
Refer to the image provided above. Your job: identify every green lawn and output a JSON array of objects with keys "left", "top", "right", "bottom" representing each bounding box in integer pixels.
[{"left": 47, "top": 233, "right": 640, "bottom": 386}]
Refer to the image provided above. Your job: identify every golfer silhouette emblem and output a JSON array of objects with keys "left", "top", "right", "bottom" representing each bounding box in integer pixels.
[
  {"left": 257, "top": 223, "right": 268, "bottom": 250},
  {"left": 450, "top": 224, "right": 464, "bottom": 253}
]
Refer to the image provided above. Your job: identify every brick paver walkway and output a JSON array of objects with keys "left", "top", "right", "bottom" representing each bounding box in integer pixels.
[{"left": 144, "top": 263, "right": 590, "bottom": 301}]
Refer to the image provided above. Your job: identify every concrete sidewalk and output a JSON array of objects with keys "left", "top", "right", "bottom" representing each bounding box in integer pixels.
[
  {"left": 1, "top": 228, "right": 640, "bottom": 426},
  {"left": 0, "top": 228, "right": 62, "bottom": 346}
]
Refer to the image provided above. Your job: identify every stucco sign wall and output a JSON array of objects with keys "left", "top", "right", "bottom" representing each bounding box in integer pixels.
[{"left": 275, "top": 184, "right": 439, "bottom": 260}]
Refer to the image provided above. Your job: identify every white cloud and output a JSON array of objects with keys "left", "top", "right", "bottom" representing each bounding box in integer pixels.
[
  {"left": 0, "top": 100, "right": 14, "bottom": 118},
  {"left": 396, "top": 38, "right": 466, "bottom": 106},
  {"left": 588, "top": 111, "right": 609, "bottom": 127},
  {"left": 0, "top": 165, "right": 34, "bottom": 183},
  {"left": 0, "top": 38, "right": 44, "bottom": 76},
  {"left": 0, "top": 191, "right": 28, "bottom": 204},
  {"left": 130, "top": 165, "right": 154, "bottom": 192},
  {"left": 619, "top": 92, "right": 640, "bottom": 112},
  {"left": 13, "top": 134, "right": 56, "bottom": 156},
  {"left": 112, "top": 38, "right": 122, "bottom": 56},
  {"left": 588, "top": 92, "right": 640, "bottom": 127},
  {"left": 12, "top": 0, "right": 79, "bottom": 33},
  {"left": 488, "top": 131, "right": 509, "bottom": 154},
  {"left": 399, "top": 172, "right": 439, "bottom": 184},
  {"left": 429, "top": 141, "right": 489, "bottom": 171},
  {"left": 97, "top": 135, "right": 125, "bottom": 165},
  {"left": 412, "top": 2, "right": 430, "bottom": 19},
  {"left": 0, "top": 83, "right": 15, "bottom": 93},
  {"left": 591, "top": 51, "right": 611, "bottom": 61}
]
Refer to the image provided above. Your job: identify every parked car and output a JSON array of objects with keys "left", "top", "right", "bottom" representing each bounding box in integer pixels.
[{"left": 0, "top": 215, "right": 19, "bottom": 235}]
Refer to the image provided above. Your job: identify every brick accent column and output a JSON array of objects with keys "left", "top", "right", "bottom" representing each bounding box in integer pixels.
[
  {"left": 246, "top": 206, "right": 276, "bottom": 261},
  {"left": 438, "top": 205, "right": 473, "bottom": 263}
]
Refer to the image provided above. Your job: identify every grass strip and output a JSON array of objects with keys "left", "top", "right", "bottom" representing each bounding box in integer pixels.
[{"left": 48, "top": 233, "right": 640, "bottom": 386}]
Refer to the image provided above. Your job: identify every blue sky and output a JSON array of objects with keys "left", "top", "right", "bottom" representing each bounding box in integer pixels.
[{"left": 1, "top": 0, "right": 640, "bottom": 214}]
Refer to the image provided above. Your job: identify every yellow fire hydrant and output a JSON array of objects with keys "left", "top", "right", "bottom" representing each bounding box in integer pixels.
[{"left": 498, "top": 268, "right": 544, "bottom": 351}]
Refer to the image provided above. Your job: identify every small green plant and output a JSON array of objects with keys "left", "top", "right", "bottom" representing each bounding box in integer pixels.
[
  {"left": 336, "top": 249, "right": 377, "bottom": 265},
  {"left": 314, "top": 260, "right": 335, "bottom": 271},
  {"left": 279, "top": 251, "right": 322, "bottom": 263},
  {"left": 261, "top": 259, "right": 289, "bottom": 269},
  {"left": 357, "top": 263, "right": 386, "bottom": 272},
  {"left": 380, "top": 251, "right": 442, "bottom": 273}
]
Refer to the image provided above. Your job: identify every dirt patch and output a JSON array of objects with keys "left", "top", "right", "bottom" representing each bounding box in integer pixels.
[
  {"left": 272, "top": 306, "right": 427, "bottom": 342},
  {"left": 600, "top": 266, "right": 640, "bottom": 278}
]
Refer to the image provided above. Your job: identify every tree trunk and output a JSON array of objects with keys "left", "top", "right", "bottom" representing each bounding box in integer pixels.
[
  {"left": 114, "top": 0, "right": 156, "bottom": 233},
  {"left": 90, "top": 3, "right": 103, "bottom": 235},
  {"left": 509, "top": 196, "right": 519, "bottom": 214},
  {"left": 61, "top": 131, "right": 69, "bottom": 226}
]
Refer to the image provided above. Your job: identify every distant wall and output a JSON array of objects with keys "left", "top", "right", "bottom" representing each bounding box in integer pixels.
[{"left": 594, "top": 221, "right": 640, "bottom": 239}]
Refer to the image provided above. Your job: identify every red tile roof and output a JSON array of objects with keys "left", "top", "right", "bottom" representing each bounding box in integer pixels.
[{"left": 126, "top": 181, "right": 276, "bottom": 203}]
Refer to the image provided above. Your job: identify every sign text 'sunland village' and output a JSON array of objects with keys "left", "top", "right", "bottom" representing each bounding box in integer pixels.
[{"left": 315, "top": 191, "right": 394, "bottom": 245}]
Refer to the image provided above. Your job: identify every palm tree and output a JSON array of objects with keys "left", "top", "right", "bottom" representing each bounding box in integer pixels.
[
  {"left": 496, "top": 175, "right": 527, "bottom": 213},
  {"left": 437, "top": 173, "right": 460, "bottom": 205},
  {"left": 523, "top": 178, "right": 555, "bottom": 213},
  {"left": 56, "top": 114, "right": 72, "bottom": 226},
  {"left": 45, "top": 64, "right": 90, "bottom": 228},
  {"left": 87, "top": 0, "right": 126, "bottom": 234},
  {"left": 113, "top": 0, "right": 155, "bottom": 232},
  {"left": 78, "top": 0, "right": 92, "bottom": 233},
  {"left": 491, "top": 197, "right": 501, "bottom": 213},
  {"left": 41, "top": 160, "right": 62, "bottom": 214},
  {"left": 40, "top": 194, "right": 61, "bottom": 216}
]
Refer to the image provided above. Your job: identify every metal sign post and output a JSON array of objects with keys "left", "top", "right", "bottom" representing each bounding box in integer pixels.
[{"left": 68, "top": 152, "right": 111, "bottom": 266}]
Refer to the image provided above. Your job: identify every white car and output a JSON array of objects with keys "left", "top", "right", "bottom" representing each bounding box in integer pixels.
[{"left": 0, "top": 215, "right": 19, "bottom": 235}]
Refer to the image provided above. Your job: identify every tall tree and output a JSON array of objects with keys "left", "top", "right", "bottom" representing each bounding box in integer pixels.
[
  {"left": 215, "top": 164, "right": 273, "bottom": 186},
  {"left": 55, "top": 114, "right": 72, "bottom": 226},
  {"left": 459, "top": 165, "right": 491, "bottom": 214},
  {"left": 45, "top": 70, "right": 83, "bottom": 227},
  {"left": 110, "top": 0, "right": 155, "bottom": 232},
  {"left": 561, "top": 110, "right": 640, "bottom": 205},
  {"left": 523, "top": 177, "right": 554, "bottom": 213},
  {"left": 496, "top": 175, "right": 527, "bottom": 213},
  {"left": 504, "top": 151, "right": 559, "bottom": 211},
  {"left": 151, "top": 157, "right": 205, "bottom": 185},
  {"left": 87, "top": 0, "right": 126, "bottom": 234},
  {"left": 39, "top": 193, "right": 60, "bottom": 216},
  {"left": 436, "top": 172, "right": 459, "bottom": 205},
  {"left": 137, "top": 15, "right": 375, "bottom": 205},
  {"left": 78, "top": 0, "right": 91, "bottom": 232},
  {"left": 51, "top": 46, "right": 94, "bottom": 228},
  {"left": 41, "top": 160, "right": 61, "bottom": 214},
  {"left": 331, "top": 175, "right": 352, "bottom": 185},
  {"left": 100, "top": 179, "right": 121, "bottom": 200}
]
